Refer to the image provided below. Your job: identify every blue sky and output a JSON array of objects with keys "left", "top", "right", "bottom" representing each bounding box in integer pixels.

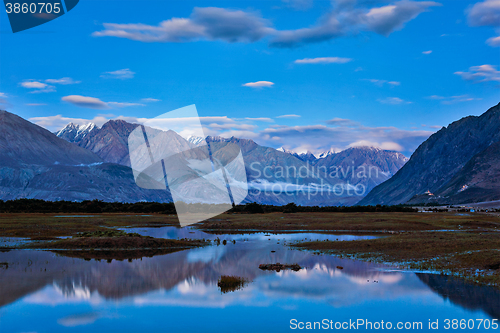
[{"left": 0, "top": 0, "right": 499, "bottom": 156}]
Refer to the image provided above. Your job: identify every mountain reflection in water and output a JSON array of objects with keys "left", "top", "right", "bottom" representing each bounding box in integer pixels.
[{"left": 0, "top": 227, "right": 497, "bottom": 333}]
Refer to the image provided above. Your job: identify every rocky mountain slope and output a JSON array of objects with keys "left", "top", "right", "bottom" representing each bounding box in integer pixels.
[
  {"left": 315, "top": 146, "right": 408, "bottom": 190},
  {"left": 0, "top": 110, "right": 171, "bottom": 202},
  {"left": 55, "top": 122, "right": 98, "bottom": 143},
  {"left": 1, "top": 111, "right": 101, "bottom": 167},
  {"left": 360, "top": 102, "right": 500, "bottom": 206},
  {"left": 56, "top": 120, "right": 139, "bottom": 166},
  {"left": 207, "top": 137, "right": 408, "bottom": 206}
]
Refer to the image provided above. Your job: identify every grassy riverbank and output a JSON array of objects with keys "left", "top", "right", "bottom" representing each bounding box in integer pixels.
[
  {"left": 196, "top": 211, "right": 500, "bottom": 233},
  {"left": 0, "top": 214, "right": 203, "bottom": 252},
  {"left": 2, "top": 211, "right": 500, "bottom": 238},
  {"left": 292, "top": 230, "right": 500, "bottom": 287},
  {"left": 1, "top": 211, "right": 499, "bottom": 287},
  {"left": 0, "top": 213, "right": 178, "bottom": 239}
]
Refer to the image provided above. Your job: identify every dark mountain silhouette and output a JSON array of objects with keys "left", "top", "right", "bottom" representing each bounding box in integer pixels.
[{"left": 360, "top": 102, "right": 500, "bottom": 206}]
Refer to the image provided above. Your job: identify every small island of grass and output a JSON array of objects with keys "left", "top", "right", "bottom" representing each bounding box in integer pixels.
[
  {"left": 25, "top": 229, "right": 208, "bottom": 251},
  {"left": 217, "top": 275, "right": 250, "bottom": 293}
]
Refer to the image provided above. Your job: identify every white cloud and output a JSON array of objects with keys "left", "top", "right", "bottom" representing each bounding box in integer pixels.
[
  {"left": 206, "top": 123, "right": 257, "bottom": 131},
  {"left": 276, "top": 114, "right": 301, "bottom": 118},
  {"left": 30, "top": 111, "right": 433, "bottom": 155},
  {"left": 455, "top": 64, "right": 500, "bottom": 83},
  {"left": 93, "top": 2, "right": 439, "bottom": 48},
  {"left": 467, "top": 0, "right": 500, "bottom": 27},
  {"left": 93, "top": 7, "right": 274, "bottom": 43},
  {"left": 422, "top": 50, "right": 432, "bottom": 54},
  {"left": 362, "top": 2, "right": 441, "bottom": 36},
  {"left": 61, "top": 95, "right": 147, "bottom": 109},
  {"left": 427, "top": 95, "right": 446, "bottom": 100},
  {"left": 377, "top": 97, "right": 411, "bottom": 104},
  {"left": 267, "top": 0, "right": 440, "bottom": 47},
  {"left": 20, "top": 80, "right": 56, "bottom": 93},
  {"left": 32, "top": 114, "right": 244, "bottom": 135},
  {"left": 269, "top": 14, "right": 343, "bottom": 48},
  {"left": 45, "top": 77, "right": 81, "bottom": 85},
  {"left": 242, "top": 81, "right": 274, "bottom": 88},
  {"left": 20, "top": 77, "right": 80, "bottom": 93},
  {"left": 362, "top": 79, "right": 401, "bottom": 87},
  {"left": 294, "top": 57, "right": 352, "bottom": 64},
  {"left": 21, "top": 81, "right": 46, "bottom": 89},
  {"left": 245, "top": 117, "right": 274, "bottom": 122},
  {"left": 62, "top": 95, "right": 110, "bottom": 109},
  {"left": 107, "top": 102, "right": 146, "bottom": 108},
  {"left": 111, "top": 115, "right": 237, "bottom": 129},
  {"left": 326, "top": 117, "right": 358, "bottom": 126},
  {"left": 141, "top": 98, "right": 161, "bottom": 102},
  {"left": 0, "top": 93, "right": 8, "bottom": 108},
  {"left": 260, "top": 121, "right": 432, "bottom": 154},
  {"left": 26, "top": 103, "right": 47, "bottom": 106},
  {"left": 29, "top": 114, "right": 110, "bottom": 131},
  {"left": 486, "top": 35, "right": 500, "bottom": 47},
  {"left": 467, "top": 0, "right": 500, "bottom": 46},
  {"left": 349, "top": 140, "right": 404, "bottom": 152},
  {"left": 100, "top": 68, "right": 135, "bottom": 79},
  {"left": 426, "top": 94, "right": 482, "bottom": 104}
]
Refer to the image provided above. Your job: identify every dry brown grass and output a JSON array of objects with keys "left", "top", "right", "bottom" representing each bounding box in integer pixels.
[
  {"left": 0, "top": 213, "right": 178, "bottom": 239},
  {"left": 217, "top": 275, "right": 250, "bottom": 293},
  {"left": 292, "top": 230, "right": 500, "bottom": 287},
  {"left": 198, "top": 211, "right": 500, "bottom": 233}
]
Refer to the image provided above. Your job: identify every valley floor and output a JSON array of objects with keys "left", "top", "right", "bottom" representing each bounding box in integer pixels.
[{"left": 1, "top": 211, "right": 499, "bottom": 287}]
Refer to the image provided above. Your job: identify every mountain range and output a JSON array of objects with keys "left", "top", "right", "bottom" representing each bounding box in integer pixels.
[
  {"left": 2, "top": 101, "right": 499, "bottom": 206},
  {"left": 55, "top": 120, "right": 139, "bottom": 166},
  {"left": 276, "top": 147, "right": 337, "bottom": 161},
  {"left": 360, "top": 102, "right": 500, "bottom": 206},
  {"left": 55, "top": 120, "right": 408, "bottom": 205},
  {"left": 0, "top": 111, "right": 171, "bottom": 202}
]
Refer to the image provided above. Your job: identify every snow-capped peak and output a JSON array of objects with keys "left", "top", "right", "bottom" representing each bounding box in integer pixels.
[
  {"left": 316, "top": 148, "right": 337, "bottom": 159},
  {"left": 56, "top": 122, "right": 99, "bottom": 143},
  {"left": 77, "top": 122, "right": 97, "bottom": 136},
  {"left": 277, "top": 146, "right": 295, "bottom": 154},
  {"left": 55, "top": 122, "right": 78, "bottom": 134}
]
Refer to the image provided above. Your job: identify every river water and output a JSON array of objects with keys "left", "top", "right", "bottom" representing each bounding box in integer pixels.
[{"left": 0, "top": 227, "right": 499, "bottom": 332}]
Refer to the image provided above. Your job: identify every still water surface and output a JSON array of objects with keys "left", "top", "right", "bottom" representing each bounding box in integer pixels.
[{"left": 0, "top": 227, "right": 499, "bottom": 332}]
